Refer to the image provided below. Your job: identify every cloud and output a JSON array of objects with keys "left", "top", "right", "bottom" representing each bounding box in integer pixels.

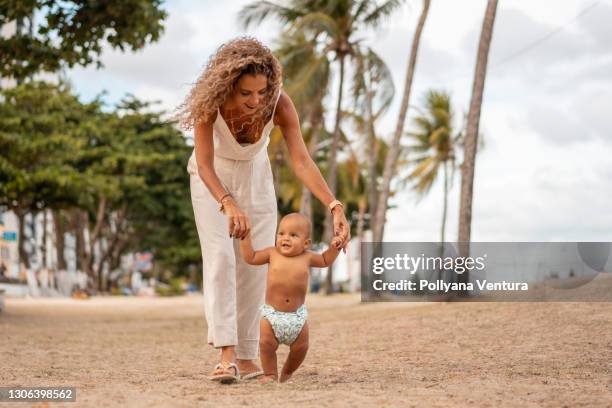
[
  {"left": 527, "top": 105, "right": 586, "bottom": 145},
  {"left": 578, "top": 2, "right": 612, "bottom": 52},
  {"left": 67, "top": 0, "right": 281, "bottom": 111},
  {"left": 97, "top": 13, "right": 201, "bottom": 90}
]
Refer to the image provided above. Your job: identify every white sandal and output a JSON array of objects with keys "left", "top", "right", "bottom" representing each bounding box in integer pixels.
[
  {"left": 208, "top": 361, "right": 240, "bottom": 384},
  {"left": 241, "top": 370, "right": 264, "bottom": 380}
]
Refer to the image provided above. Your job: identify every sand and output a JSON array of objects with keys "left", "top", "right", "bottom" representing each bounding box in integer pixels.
[{"left": 1, "top": 293, "right": 611, "bottom": 407}]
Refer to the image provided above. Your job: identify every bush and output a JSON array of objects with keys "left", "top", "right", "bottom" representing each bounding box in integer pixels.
[{"left": 155, "top": 278, "right": 185, "bottom": 297}]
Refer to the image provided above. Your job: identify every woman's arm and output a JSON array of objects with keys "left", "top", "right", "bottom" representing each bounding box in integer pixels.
[
  {"left": 275, "top": 93, "right": 351, "bottom": 249},
  {"left": 275, "top": 94, "right": 334, "bottom": 206},
  {"left": 193, "top": 116, "right": 227, "bottom": 202},
  {"left": 193, "top": 118, "right": 251, "bottom": 239}
]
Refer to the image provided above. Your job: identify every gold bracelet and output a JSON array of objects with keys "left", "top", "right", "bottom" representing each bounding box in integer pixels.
[
  {"left": 219, "top": 193, "right": 233, "bottom": 213},
  {"left": 328, "top": 199, "right": 344, "bottom": 214},
  {"left": 218, "top": 192, "right": 231, "bottom": 203}
]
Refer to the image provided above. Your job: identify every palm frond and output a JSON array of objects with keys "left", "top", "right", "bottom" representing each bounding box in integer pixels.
[
  {"left": 291, "top": 12, "right": 340, "bottom": 38},
  {"left": 238, "top": 1, "right": 303, "bottom": 29},
  {"left": 362, "top": 0, "right": 405, "bottom": 27}
]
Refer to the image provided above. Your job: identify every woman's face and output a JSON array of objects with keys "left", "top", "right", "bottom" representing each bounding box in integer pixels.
[{"left": 230, "top": 74, "right": 268, "bottom": 115}]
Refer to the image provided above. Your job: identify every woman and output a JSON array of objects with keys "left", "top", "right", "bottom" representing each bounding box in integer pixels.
[{"left": 177, "top": 37, "right": 350, "bottom": 382}]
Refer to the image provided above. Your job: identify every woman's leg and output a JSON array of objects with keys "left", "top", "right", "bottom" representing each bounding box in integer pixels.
[
  {"left": 233, "top": 155, "right": 277, "bottom": 374},
  {"left": 234, "top": 207, "right": 277, "bottom": 362},
  {"left": 234, "top": 240, "right": 267, "bottom": 360},
  {"left": 190, "top": 174, "right": 238, "bottom": 352}
]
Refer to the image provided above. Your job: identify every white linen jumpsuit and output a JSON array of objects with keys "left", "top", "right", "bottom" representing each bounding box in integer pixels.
[{"left": 187, "top": 91, "right": 281, "bottom": 360}]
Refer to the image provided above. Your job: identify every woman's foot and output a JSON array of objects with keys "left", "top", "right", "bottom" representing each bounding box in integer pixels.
[
  {"left": 237, "top": 359, "right": 263, "bottom": 379},
  {"left": 208, "top": 361, "right": 239, "bottom": 384},
  {"left": 209, "top": 346, "right": 239, "bottom": 383}
]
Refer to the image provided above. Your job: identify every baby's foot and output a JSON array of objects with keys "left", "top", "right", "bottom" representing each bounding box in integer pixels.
[
  {"left": 258, "top": 374, "right": 277, "bottom": 384},
  {"left": 279, "top": 371, "right": 293, "bottom": 383}
]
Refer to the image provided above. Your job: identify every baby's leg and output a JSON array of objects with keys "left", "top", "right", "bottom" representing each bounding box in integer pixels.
[
  {"left": 280, "top": 321, "right": 309, "bottom": 383},
  {"left": 259, "top": 318, "right": 279, "bottom": 382}
]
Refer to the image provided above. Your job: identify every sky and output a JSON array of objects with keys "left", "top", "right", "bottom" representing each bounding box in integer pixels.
[{"left": 66, "top": 0, "right": 612, "bottom": 243}]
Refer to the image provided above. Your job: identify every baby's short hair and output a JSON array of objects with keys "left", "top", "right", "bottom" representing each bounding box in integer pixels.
[{"left": 280, "top": 212, "right": 312, "bottom": 238}]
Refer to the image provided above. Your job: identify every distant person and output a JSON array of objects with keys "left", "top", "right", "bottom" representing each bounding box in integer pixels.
[
  {"left": 176, "top": 37, "right": 350, "bottom": 382},
  {"left": 239, "top": 213, "right": 341, "bottom": 383},
  {"left": 0, "top": 261, "right": 6, "bottom": 280}
]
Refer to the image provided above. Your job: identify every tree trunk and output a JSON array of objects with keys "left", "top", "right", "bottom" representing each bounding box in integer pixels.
[
  {"left": 357, "top": 196, "right": 367, "bottom": 291},
  {"left": 52, "top": 210, "right": 67, "bottom": 270},
  {"left": 357, "top": 195, "right": 366, "bottom": 253},
  {"left": 457, "top": 0, "right": 498, "bottom": 286},
  {"left": 94, "top": 203, "right": 129, "bottom": 292},
  {"left": 73, "top": 210, "right": 89, "bottom": 278},
  {"left": 324, "top": 53, "right": 346, "bottom": 240},
  {"left": 373, "top": 0, "right": 431, "bottom": 242},
  {"left": 365, "top": 87, "right": 378, "bottom": 231},
  {"left": 324, "top": 53, "right": 346, "bottom": 294},
  {"left": 437, "top": 161, "right": 449, "bottom": 282},
  {"left": 42, "top": 210, "right": 48, "bottom": 268},
  {"left": 16, "top": 208, "right": 30, "bottom": 269},
  {"left": 299, "top": 103, "right": 323, "bottom": 224},
  {"left": 441, "top": 161, "right": 448, "bottom": 244},
  {"left": 86, "top": 197, "right": 106, "bottom": 275}
]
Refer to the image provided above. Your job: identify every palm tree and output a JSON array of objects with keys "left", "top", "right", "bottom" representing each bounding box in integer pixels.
[
  {"left": 349, "top": 47, "right": 395, "bottom": 237},
  {"left": 240, "top": 0, "right": 406, "bottom": 293},
  {"left": 240, "top": 0, "right": 406, "bottom": 239},
  {"left": 274, "top": 30, "right": 331, "bottom": 224},
  {"left": 457, "top": 0, "right": 498, "bottom": 285},
  {"left": 401, "top": 90, "right": 461, "bottom": 246},
  {"left": 373, "top": 0, "right": 431, "bottom": 243}
]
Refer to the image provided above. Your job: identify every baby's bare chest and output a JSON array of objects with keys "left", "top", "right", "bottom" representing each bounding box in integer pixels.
[{"left": 268, "top": 254, "right": 310, "bottom": 286}]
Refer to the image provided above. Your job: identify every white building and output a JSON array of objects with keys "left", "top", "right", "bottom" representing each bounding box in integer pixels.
[{"left": 0, "top": 20, "right": 19, "bottom": 278}]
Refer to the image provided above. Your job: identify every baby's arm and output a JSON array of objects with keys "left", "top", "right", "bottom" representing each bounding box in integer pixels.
[
  {"left": 309, "top": 237, "right": 342, "bottom": 267},
  {"left": 239, "top": 234, "right": 272, "bottom": 265}
]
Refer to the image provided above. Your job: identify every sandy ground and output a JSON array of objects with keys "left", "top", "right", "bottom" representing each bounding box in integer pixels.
[{"left": 1, "top": 293, "right": 611, "bottom": 408}]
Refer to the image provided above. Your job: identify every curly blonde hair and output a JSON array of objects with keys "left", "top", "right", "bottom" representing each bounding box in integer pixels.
[{"left": 176, "top": 37, "right": 283, "bottom": 143}]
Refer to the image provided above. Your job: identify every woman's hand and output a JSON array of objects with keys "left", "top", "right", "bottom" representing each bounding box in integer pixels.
[
  {"left": 222, "top": 199, "right": 251, "bottom": 240},
  {"left": 331, "top": 206, "right": 351, "bottom": 252}
]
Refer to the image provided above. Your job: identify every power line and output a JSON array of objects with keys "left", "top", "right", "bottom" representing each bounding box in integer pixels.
[
  {"left": 420, "top": 0, "right": 603, "bottom": 87},
  {"left": 489, "top": 0, "right": 602, "bottom": 71}
]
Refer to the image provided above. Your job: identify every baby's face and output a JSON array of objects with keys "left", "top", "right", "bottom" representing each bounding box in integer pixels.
[{"left": 275, "top": 216, "right": 311, "bottom": 257}]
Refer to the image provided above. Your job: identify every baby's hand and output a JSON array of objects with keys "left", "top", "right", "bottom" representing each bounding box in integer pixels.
[{"left": 331, "top": 236, "right": 343, "bottom": 250}]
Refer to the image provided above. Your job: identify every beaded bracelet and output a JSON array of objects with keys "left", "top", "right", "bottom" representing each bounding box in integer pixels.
[{"left": 218, "top": 193, "right": 233, "bottom": 213}]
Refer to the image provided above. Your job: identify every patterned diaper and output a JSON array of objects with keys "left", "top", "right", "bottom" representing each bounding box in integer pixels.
[{"left": 260, "top": 304, "right": 308, "bottom": 345}]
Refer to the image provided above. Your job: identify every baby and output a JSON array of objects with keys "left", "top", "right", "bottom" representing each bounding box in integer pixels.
[{"left": 239, "top": 212, "right": 342, "bottom": 383}]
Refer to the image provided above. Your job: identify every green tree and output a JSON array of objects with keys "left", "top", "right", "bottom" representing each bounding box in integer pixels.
[
  {"left": 0, "top": 0, "right": 167, "bottom": 80},
  {"left": 0, "top": 81, "right": 94, "bottom": 267},
  {"left": 73, "top": 96, "right": 196, "bottom": 290},
  {"left": 0, "top": 82, "right": 198, "bottom": 288},
  {"left": 121, "top": 102, "right": 200, "bottom": 276}
]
